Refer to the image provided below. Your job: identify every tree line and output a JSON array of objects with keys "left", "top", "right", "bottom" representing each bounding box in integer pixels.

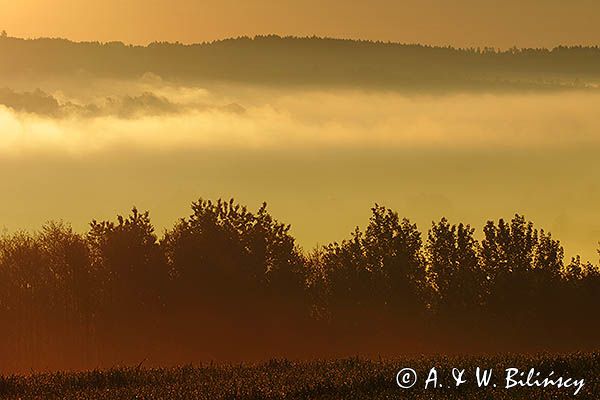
[
  {"left": 0, "top": 199, "right": 598, "bottom": 372},
  {"left": 2, "top": 34, "right": 600, "bottom": 91}
]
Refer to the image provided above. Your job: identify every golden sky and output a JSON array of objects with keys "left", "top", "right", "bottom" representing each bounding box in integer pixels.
[{"left": 1, "top": 0, "right": 599, "bottom": 48}]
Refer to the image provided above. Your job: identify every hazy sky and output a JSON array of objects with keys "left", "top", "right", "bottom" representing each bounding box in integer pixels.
[{"left": 1, "top": 0, "right": 599, "bottom": 48}]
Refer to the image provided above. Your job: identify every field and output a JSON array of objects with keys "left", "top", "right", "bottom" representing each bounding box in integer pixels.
[{"left": 0, "top": 353, "right": 597, "bottom": 399}]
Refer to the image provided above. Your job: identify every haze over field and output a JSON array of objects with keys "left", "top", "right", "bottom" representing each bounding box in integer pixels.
[{"left": 1, "top": 58, "right": 599, "bottom": 261}]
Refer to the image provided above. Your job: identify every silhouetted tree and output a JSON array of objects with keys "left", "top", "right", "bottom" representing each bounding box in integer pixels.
[
  {"left": 162, "top": 198, "right": 306, "bottom": 321},
  {"left": 534, "top": 230, "right": 564, "bottom": 277},
  {"left": 321, "top": 205, "right": 427, "bottom": 326},
  {"left": 88, "top": 208, "right": 167, "bottom": 313},
  {"left": 364, "top": 206, "right": 426, "bottom": 314},
  {"left": 427, "top": 218, "right": 483, "bottom": 312},
  {"left": 479, "top": 215, "right": 570, "bottom": 341}
]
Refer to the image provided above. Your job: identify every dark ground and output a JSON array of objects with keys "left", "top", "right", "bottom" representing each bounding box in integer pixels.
[{"left": 0, "top": 353, "right": 598, "bottom": 399}]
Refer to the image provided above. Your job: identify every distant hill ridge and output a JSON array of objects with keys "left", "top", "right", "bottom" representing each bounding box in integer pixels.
[
  {"left": 1, "top": 34, "right": 600, "bottom": 90},
  {"left": 4, "top": 33, "right": 600, "bottom": 51}
]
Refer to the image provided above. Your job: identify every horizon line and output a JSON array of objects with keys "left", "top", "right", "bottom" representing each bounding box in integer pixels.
[{"left": 3, "top": 32, "right": 599, "bottom": 52}]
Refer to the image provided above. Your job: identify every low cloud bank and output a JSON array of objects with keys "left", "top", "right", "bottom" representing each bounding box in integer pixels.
[
  {"left": 0, "top": 82, "right": 599, "bottom": 154},
  {"left": 0, "top": 87, "right": 245, "bottom": 119}
]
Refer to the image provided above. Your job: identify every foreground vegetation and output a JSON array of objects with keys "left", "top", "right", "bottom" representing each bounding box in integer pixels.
[{"left": 0, "top": 354, "right": 597, "bottom": 399}]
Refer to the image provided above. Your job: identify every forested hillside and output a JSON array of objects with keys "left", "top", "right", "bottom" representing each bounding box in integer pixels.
[{"left": 2, "top": 34, "right": 600, "bottom": 90}]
